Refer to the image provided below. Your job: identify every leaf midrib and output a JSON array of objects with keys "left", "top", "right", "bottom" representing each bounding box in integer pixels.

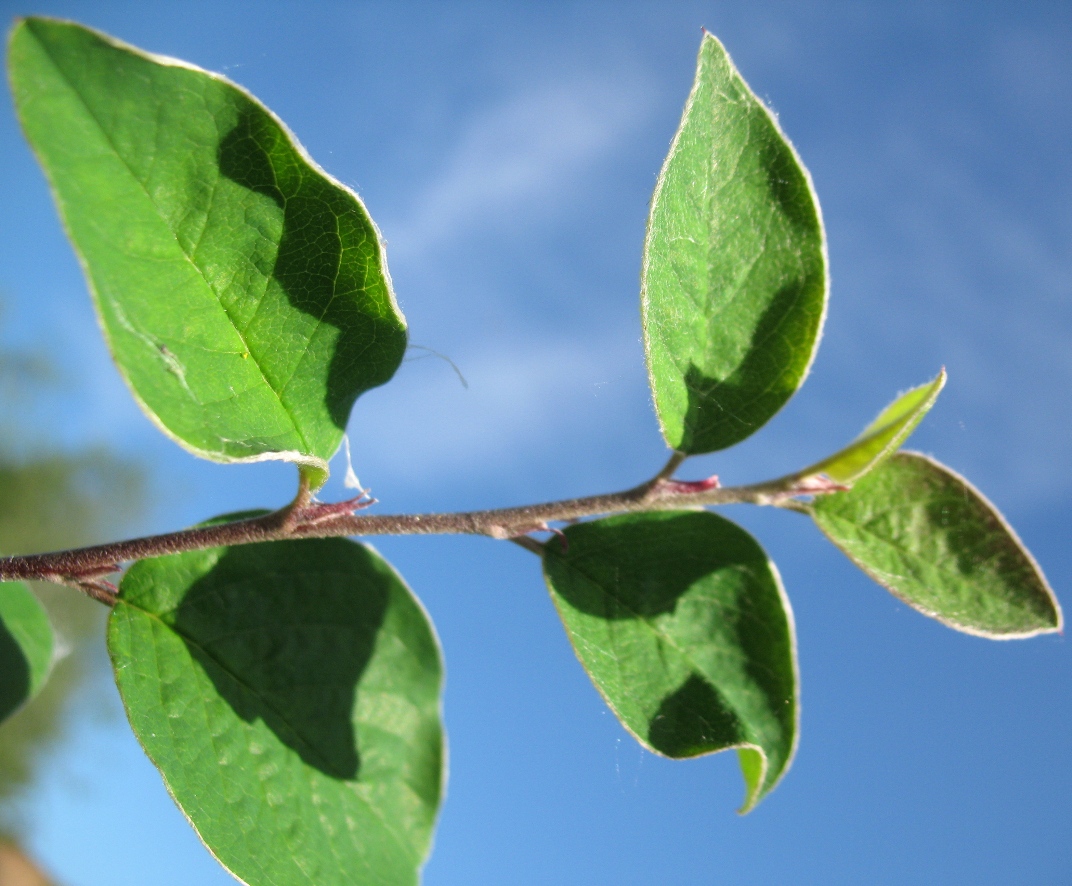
[
  {"left": 814, "top": 504, "right": 1038, "bottom": 617},
  {"left": 31, "top": 30, "right": 311, "bottom": 454}
]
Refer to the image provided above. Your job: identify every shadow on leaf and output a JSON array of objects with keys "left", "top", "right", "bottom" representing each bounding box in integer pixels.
[
  {"left": 547, "top": 512, "right": 796, "bottom": 766},
  {"left": 0, "top": 620, "right": 30, "bottom": 725},
  {"left": 173, "top": 541, "right": 390, "bottom": 780},
  {"left": 759, "top": 128, "right": 816, "bottom": 232},
  {"left": 218, "top": 105, "right": 402, "bottom": 435},
  {"left": 679, "top": 273, "right": 819, "bottom": 454},
  {"left": 549, "top": 512, "right": 766, "bottom": 619},
  {"left": 647, "top": 673, "right": 742, "bottom": 758}
]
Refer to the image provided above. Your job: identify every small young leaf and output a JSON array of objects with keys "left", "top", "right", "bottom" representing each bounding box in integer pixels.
[
  {"left": 9, "top": 19, "right": 407, "bottom": 487},
  {"left": 108, "top": 537, "right": 443, "bottom": 885},
  {"left": 811, "top": 451, "right": 1062, "bottom": 638},
  {"left": 0, "top": 582, "right": 53, "bottom": 724},
  {"left": 542, "top": 511, "right": 798, "bottom": 812},
  {"left": 797, "top": 369, "right": 946, "bottom": 485},
  {"left": 642, "top": 33, "right": 827, "bottom": 455}
]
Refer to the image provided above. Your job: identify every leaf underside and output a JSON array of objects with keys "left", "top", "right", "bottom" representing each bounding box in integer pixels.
[
  {"left": 812, "top": 451, "right": 1062, "bottom": 638},
  {"left": 642, "top": 33, "right": 827, "bottom": 454},
  {"left": 108, "top": 537, "right": 443, "bottom": 885},
  {"left": 9, "top": 18, "right": 407, "bottom": 485},
  {"left": 0, "top": 581, "right": 53, "bottom": 724},
  {"left": 543, "top": 511, "right": 798, "bottom": 812}
]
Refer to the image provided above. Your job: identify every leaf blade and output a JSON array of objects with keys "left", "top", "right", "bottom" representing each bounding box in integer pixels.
[
  {"left": 811, "top": 451, "right": 1062, "bottom": 638},
  {"left": 542, "top": 511, "right": 798, "bottom": 812},
  {"left": 798, "top": 369, "right": 946, "bottom": 485},
  {"left": 9, "top": 18, "right": 407, "bottom": 485},
  {"left": 0, "top": 582, "right": 53, "bottom": 724},
  {"left": 641, "top": 33, "right": 827, "bottom": 454},
  {"left": 108, "top": 537, "right": 443, "bottom": 885}
]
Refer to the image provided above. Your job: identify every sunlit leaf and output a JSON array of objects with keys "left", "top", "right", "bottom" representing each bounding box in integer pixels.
[
  {"left": 811, "top": 451, "right": 1062, "bottom": 638},
  {"left": 542, "top": 511, "right": 797, "bottom": 812},
  {"left": 642, "top": 33, "right": 826, "bottom": 454},
  {"left": 10, "top": 18, "right": 408, "bottom": 487},
  {"left": 108, "top": 537, "right": 444, "bottom": 885},
  {"left": 0, "top": 582, "right": 52, "bottom": 725},
  {"left": 797, "top": 369, "right": 945, "bottom": 485}
]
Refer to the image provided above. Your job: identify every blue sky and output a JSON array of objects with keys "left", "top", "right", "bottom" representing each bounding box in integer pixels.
[{"left": 1, "top": 2, "right": 1070, "bottom": 883}]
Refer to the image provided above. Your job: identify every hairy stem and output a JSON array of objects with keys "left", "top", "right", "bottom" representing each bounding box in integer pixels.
[{"left": 0, "top": 459, "right": 832, "bottom": 596}]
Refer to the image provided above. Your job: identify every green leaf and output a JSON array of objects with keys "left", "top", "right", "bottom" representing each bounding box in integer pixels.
[
  {"left": 811, "top": 451, "right": 1062, "bottom": 638},
  {"left": 9, "top": 18, "right": 408, "bottom": 487},
  {"left": 0, "top": 582, "right": 53, "bottom": 724},
  {"left": 108, "top": 537, "right": 444, "bottom": 885},
  {"left": 641, "top": 33, "right": 827, "bottom": 455},
  {"left": 797, "top": 369, "right": 946, "bottom": 485},
  {"left": 542, "top": 511, "right": 798, "bottom": 812}
]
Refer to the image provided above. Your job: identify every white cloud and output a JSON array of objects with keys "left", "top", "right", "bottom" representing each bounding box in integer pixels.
[
  {"left": 346, "top": 325, "right": 650, "bottom": 491},
  {"left": 384, "top": 71, "right": 656, "bottom": 258}
]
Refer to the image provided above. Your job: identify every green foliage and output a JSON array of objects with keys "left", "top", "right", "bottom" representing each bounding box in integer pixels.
[
  {"left": 109, "top": 536, "right": 443, "bottom": 885},
  {"left": 9, "top": 18, "right": 407, "bottom": 488},
  {"left": 642, "top": 33, "right": 827, "bottom": 455},
  {"left": 811, "top": 452, "right": 1061, "bottom": 637},
  {"left": 0, "top": 583, "right": 52, "bottom": 725},
  {"left": 542, "top": 512, "right": 797, "bottom": 812},
  {"left": 795, "top": 369, "right": 946, "bottom": 484},
  {"left": 2, "top": 15, "right": 1061, "bottom": 885}
]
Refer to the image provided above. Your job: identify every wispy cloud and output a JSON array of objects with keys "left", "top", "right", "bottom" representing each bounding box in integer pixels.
[
  {"left": 815, "top": 67, "right": 1072, "bottom": 509},
  {"left": 346, "top": 65, "right": 661, "bottom": 499},
  {"left": 347, "top": 325, "right": 650, "bottom": 493},
  {"left": 385, "top": 71, "right": 656, "bottom": 258}
]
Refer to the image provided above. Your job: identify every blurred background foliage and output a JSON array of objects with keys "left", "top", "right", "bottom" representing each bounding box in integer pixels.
[{"left": 0, "top": 322, "right": 141, "bottom": 882}]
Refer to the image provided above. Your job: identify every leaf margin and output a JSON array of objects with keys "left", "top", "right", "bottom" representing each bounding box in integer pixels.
[
  {"left": 8, "top": 16, "right": 408, "bottom": 488},
  {"left": 810, "top": 449, "right": 1063, "bottom": 640},
  {"left": 0, "top": 580, "right": 55, "bottom": 723},
  {"left": 640, "top": 30, "right": 830, "bottom": 456},
  {"left": 794, "top": 368, "right": 946, "bottom": 486},
  {"left": 541, "top": 510, "right": 800, "bottom": 813},
  {"left": 106, "top": 534, "right": 446, "bottom": 885}
]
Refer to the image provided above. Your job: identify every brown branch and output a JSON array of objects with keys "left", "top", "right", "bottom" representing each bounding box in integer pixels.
[{"left": 0, "top": 459, "right": 835, "bottom": 593}]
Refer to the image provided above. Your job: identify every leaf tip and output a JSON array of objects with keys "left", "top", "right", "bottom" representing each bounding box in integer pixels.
[
  {"left": 735, "top": 745, "right": 768, "bottom": 815},
  {"left": 6, "top": 15, "right": 30, "bottom": 54},
  {"left": 1038, "top": 591, "right": 1063, "bottom": 636},
  {"left": 8, "top": 14, "right": 60, "bottom": 45}
]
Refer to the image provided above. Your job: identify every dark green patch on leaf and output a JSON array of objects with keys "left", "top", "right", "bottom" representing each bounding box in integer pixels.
[
  {"left": 811, "top": 451, "right": 1062, "bottom": 638},
  {"left": 641, "top": 33, "right": 826, "bottom": 454},
  {"left": 9, "top": 18, "right": 408, "bottom": 486},
  {"left": 542, "top": 511, "right": 797, "bottom": 812},
  {"left": 108, "top": 537, "right": 443, "bottom": 885},
  {"left": 0, "top": 582, "right": 53, "bottom": 724}
]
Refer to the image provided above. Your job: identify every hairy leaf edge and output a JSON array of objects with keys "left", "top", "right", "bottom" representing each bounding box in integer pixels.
[
  {"left": 540, "top": 530, "right": 800, "bottom": 814},
  {"left": 0, "top": 581, "right": 55, "bottom": 715},
  {"left": 107, "top": 539, "right": 448, "bottom": 884},
  {"left": 8, "top": 17, "right": 408, "bottom": 488},
  {"left": 794, "top": 368, "right": 946, "bottom": 486},
  {"left": 810, "top": 450, "right": 1063, "bottom": 640},
  {"left": 639, "top": 31, "right": 830, "bottom": 455}
]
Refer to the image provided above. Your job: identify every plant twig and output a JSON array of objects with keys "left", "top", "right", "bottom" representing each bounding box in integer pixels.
[
  {"left": 651, "top": 450, "right": 687, "bottom": 483},
  {"left": 0, "top": 458, "right": 839, "bottom": 594}
]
